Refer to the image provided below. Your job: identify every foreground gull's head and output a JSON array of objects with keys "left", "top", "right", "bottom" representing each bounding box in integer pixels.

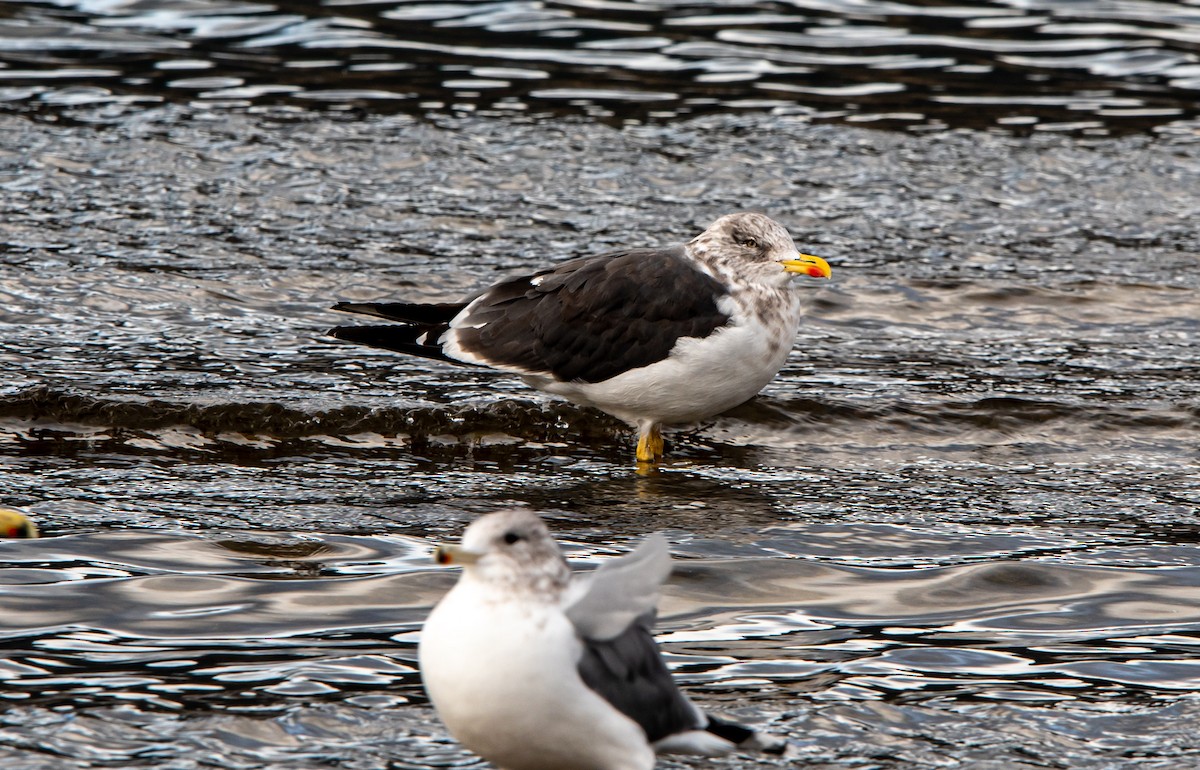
[
  {"left": 434, "top": 509, "right": 569, "bottom": 594},
  {"left": 690, "top": 212, "right": 831, "bottom": 283},
  {"left": 419, "top": 510, "right": 790, "bottom": 770},
  {"left": 0, "top": 508, "right": 38, "bottom": 538}
]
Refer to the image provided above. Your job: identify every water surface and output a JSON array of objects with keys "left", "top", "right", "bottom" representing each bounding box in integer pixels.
[
  {"left": 2, "top": 0, "right": 1200, "bottom": 134},
  {"left": 2, "top": 105, "right": 1200, "bottom": 767},
  {"left": 4, "top": 524, "right": 1200, "bottom": 769},
  {"left": 3, "top": 0, "right": 1200, "bottom": 760}
]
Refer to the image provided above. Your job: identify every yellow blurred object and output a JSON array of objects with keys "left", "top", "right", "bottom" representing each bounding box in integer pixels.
[{"left": 0, "top": 508, "right": 38, "bottom": 538}]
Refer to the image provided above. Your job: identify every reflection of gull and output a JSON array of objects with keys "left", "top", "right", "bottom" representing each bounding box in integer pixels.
[
  {"left": 330, "top": 213, "right": 830, "bottom": 465},
  {"left": 419, "top": 509, "right": 787, "bottom": 769},
  {"left": 0, "top": 507, "right": 37, "bottom": 538}
]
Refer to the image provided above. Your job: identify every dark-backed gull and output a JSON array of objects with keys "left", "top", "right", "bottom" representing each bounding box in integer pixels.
[
  {"left": 419, "top": 509, "right": 788, "bottom": 770},
  {"left": 329, "top": 213, "right": 830, "bottom": 463}
]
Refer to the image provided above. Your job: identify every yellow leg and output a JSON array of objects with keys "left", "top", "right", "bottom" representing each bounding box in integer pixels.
[{"left": 635, "top": 423, "right": 664, "bottom": 464}]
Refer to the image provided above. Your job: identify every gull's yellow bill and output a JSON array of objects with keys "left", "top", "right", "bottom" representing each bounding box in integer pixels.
[
  {"left": 780, "top": 253, "right": 832, "bottom": 279},
  {"left": 434, "top": 544, "right": 481, "bottom": 565}
]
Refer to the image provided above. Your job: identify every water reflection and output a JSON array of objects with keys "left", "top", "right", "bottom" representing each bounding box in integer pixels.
[
  {"left": 1, "top": 511, "right": 1199, "bottom": 768},
  {"left": 1, "top": 0, "right": 1199, "bottom": 133},
  {"left": 2, "top": 529, "right": 1200, "bottom": 712}
]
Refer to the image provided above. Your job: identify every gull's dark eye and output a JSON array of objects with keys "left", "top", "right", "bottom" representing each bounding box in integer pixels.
[
  {"left": 739, "top": 237, "right": 758, "bottom": 249},
  {"left": 503, "top": 531, "right": 523, "bottom": 545}
]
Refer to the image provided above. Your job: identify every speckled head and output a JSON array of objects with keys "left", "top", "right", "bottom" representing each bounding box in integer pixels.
[
  {"left": 434, "top": 509, "right": 570, "bottom": 596},
  {"left": 689, "top": 212, "right": 830, "bottom": 284}
]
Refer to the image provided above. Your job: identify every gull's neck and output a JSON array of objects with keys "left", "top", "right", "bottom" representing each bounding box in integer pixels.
[{"left": 461, "top": 560, "right": 572, "bottom": 604}]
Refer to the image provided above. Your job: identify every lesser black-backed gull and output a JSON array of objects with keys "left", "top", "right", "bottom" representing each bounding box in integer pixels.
[
  {"left": 418, "top": 509, "right": 787, "bottom": 770},
  {"left": 329, "top": 213, "right": 830, "bottom": 463}
]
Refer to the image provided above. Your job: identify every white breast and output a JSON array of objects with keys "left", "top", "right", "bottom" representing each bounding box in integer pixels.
[
  {"left": 535, "top": 286, "right": 803, "bottom": 426},
  {"left": 419, "top": 579, "right": 654, "bottom": 770}
]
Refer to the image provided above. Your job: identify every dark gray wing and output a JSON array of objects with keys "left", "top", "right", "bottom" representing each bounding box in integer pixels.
[
  {"left": 453, "top": 246, "right": 730, "bottom": 383},
  {"left": 576, "top": 610, "right": 704, "bottom": 743},
  {"left": 566, "top": 535, "right": 700, "bottom": 741}
]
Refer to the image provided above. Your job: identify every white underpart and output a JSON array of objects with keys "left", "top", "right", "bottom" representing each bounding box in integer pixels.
[{"left": 420, "top": 574, "right": 655, "bottom": 770}]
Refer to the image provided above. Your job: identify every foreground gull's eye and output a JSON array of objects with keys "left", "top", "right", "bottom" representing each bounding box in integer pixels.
[
  {"left": 503, "top": 531, "right": 523, "bottom": 545},
  {"left": 740, "top": 238, "right": 758, "bottom": 249}
]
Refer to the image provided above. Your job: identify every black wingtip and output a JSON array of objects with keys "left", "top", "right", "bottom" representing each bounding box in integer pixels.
[
  {"left": 326, "top": 325, "right": 396, "bottom": 345},
  {"left": 327, "top": 301, "right": 466, "bottom": 325},
  {"left": 705, "top": 715, "right": 789, "bottom": 755},
  {"left": 323, "top": 324, "right": 461, "bottom": 364},
  {"left": 331, "top": 301, "right": 372, "bottom": 315},
  {"left": 704, "top": 715, "right": 755, "bottom": 746}
]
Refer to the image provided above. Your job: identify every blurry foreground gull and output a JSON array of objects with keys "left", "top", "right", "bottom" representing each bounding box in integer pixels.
[
  {"left": 419, "top": 509, "right": 788, "bottom": 770},
  {"left": 0, "top": 508, "right": 38, "bottom": 538},
  {"left": 330, "top": 213, "right": 830, "bottom": 464}
]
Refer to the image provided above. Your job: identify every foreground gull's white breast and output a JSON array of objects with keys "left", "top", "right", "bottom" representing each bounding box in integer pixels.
[{"left": 418, "top": 509, "right": 789, "bottom": 770}]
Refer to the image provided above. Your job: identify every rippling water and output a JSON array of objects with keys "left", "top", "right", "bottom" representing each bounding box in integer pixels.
[
  {"left": 3, "top": 105, "right": 1200, "bottom": 767},
  {"left": 3, "top": 0, "right": 1200, "bottom": 766},
  {"left": 2, "top": 0, "right": 1200, "bottom": 134},
  {"left": 4, "top": 525, "right": 1200, "bottom": 768}
]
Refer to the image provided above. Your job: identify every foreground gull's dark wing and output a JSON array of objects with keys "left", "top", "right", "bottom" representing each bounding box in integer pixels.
[
  {"left": 567, "top": 534, "right": 701, "bottom": 742},
  {"left": 452, "top": 247, "right": 731, "bottom": 383},
  {"left": 576, "top": 610, "right": 704, "bottom": 743},
  {"left": 568, "top": 535, "right": 788, "bottom": 755}
]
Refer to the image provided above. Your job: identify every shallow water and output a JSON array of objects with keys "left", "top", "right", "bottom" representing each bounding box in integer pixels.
[
  {"left": 2, "top": 0, "right": 1200, "bottom": 134},
  {"left": 4, "top": 525, "right": 1200, "bottom": 768},
  {"left": 3, "top": 0, "right": 1200, "bottom": 764},
  {"left": 2, "top": 105, "right": 1200, "bottom": 767}
]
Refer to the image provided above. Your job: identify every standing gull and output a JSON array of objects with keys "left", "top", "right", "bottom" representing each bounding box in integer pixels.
[
  {"left": 329, "top": 212, "right": 830, "bottom": 464},
  {"left": 419, "top": 509, "right": 787, "bottom": 770}
]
